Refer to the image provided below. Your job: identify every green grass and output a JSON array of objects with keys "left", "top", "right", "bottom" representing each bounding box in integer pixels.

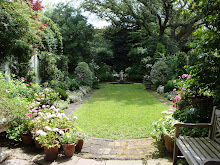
[{"left": 72, "top": 83, "right": 167, "bottom": 139}]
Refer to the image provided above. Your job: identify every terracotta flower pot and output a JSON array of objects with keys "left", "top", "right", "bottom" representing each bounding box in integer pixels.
[
  {"left": 75, "top": 139, "right": 83, "bottom": 152},
  {"left": 21, "top": 133, "right": 34, "bottom": 146},
  {"left": 35, "top": 140, "right": 43, "bottom": 149},
  {"left": 164, "top": 135, "right": 174, "bottom": 153},
  {"left": 44, "top": 143, "right": 59, "bottom": 161},
  {"left": 62, "top": 143, "right": 76, "bottom": 157}
]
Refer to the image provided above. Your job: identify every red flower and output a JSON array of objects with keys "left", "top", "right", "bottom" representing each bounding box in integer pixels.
[{"left": 43, "top": 24, "right": 49, "bottom": 27}]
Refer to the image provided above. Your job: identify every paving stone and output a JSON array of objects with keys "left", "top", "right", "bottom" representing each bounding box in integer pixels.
[
  {"left": 107, "top": 142, "right": 115, "bottom": 147},
  {"left": 103, "top": 148, "right": 111, "bottom": 155},
  {"left": 97, "top": 148, "right": 104, "bottom": 155},
  {"left": 115, "top": 149, "right": 124, "bottom": 155},
  {"left": 75, "top": 158, "right": 103, "bottom": 165},
  {"left": 109, "top": 149, "right": 117, "bottom": 155},
  {"left": 114, "top": 142, "right": 120, "bottom": 147},
  {"left": 106, "top": 160, "right": 143, "bottom": 165},
  {"left": 146, "top": 158, "right": 172, "bottom": 165},
  {"left": 1, "top": 159, "right": 30, "bottom": 165}
]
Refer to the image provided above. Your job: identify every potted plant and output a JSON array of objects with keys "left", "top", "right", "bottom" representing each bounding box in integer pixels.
[
  {"left": 36, "top": 130, "right": 60, "bottom": 161},
  {"left": 59, "top": 130, "right": 78, "bottom": 157},
  {"left": 20, "top": 119, "right": 34, "bottom": 146},
  {"left": 74, "top": 128, "right": 86, "bottom": 152},
  {"left": 143, "top": 75, "right": 152, "bottom": 89},
  {"left": 151, "top": 115, "right": 178, "bottom": 153}
]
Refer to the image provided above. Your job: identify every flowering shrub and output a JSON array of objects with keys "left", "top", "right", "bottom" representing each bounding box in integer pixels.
[
  {"left": 172, "top": 74, "right": 191, "bottom": 108},
  {"left": 33, "top": 88, "right": 60, "bottom": 107},
  {"left": 143, "top": 75, "right": 151, "bottom": 84}
]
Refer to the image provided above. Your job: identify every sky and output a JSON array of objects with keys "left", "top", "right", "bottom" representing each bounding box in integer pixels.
[{"left": 42, "top": 0, "right": 110, "bottom": 28}]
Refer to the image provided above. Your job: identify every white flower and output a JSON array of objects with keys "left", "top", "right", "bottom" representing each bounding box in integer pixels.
[
  {"left": 36, "top": 130, "right": 47, "bottom": 137},
  {"left": 41, "top": 132, "right": 47, "bottom": 137},
  {"left": 73, "top": 116, "right": 78, "bottom": 120},
  {"left": 50, "top": 106, "right": 55, "bottom": 110},
  {"left": 58, "top": 130, "right": 64, "bottom": 136},
  {"left": 53, "top": 128, "right": 59, "bottom": 132},
  {"left": 45, "top": 126, "right": 52, "bottom": 131}
]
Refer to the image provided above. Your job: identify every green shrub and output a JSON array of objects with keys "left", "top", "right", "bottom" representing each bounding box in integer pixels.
[
  {"left": 176, "top": 51, "right": 187, "bottom": 76},
  {"left": 164, "top": 80, "right": 175, "bottom": 93},
  {"left": 154, "top": 42, "right": 166, "bottom": 58},
  {"left": 74, "top": 62, "right": 93, "bottom": 86},
  {"left": 55, "top": 88, "right": 68, "bottom": 101},
  {"left": 150, "top": 60, "right": 170, "bottom": 85},
  {"left": 69, "top": 82, "right": 80, "bottom": 91},
  {"left": 172, "top": 104, "right": 213, "bottom": 137},
  {"left": 39, "top": 51, "right": 59, "bottom": 82}
]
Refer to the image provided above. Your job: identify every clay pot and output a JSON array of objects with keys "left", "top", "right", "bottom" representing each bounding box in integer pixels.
[
  {"left": 35, "top": 140, "right": 43, "bottom": 149},
  {"left": 164, "top": 135, "right": 174, "bottom": 153},
  {"left": 44, "top": 142, "right": 59, "bottom": 161},
  {"left": 75, "top": 139, "right": 83, "bottom": 152},
  {"left": 21, "top": 133, "right": 34, "bottom": 146},
  {"left": 62, "top": 143, "right": 76, "bottom": 157}
]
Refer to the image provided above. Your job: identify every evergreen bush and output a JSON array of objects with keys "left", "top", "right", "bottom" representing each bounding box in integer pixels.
[
  {"left": 150, "top": 60, "right": 170, "bottom": 86},
  {"left": 74, "top": 62, "right": 93, "bottom": 86}
]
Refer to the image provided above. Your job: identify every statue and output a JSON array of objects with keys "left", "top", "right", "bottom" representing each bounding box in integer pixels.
[{"left": 119, "top": 70, "right": 124, "bottom": 81}]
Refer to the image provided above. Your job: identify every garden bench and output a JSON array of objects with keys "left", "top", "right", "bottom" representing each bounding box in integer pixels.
[{"left": 173, "top": 106, "right": 220, "bottom": 165}]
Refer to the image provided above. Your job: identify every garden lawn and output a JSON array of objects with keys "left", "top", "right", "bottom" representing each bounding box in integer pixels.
[{"left": 72, "top": 83, "right": 168, "bottom": 139}]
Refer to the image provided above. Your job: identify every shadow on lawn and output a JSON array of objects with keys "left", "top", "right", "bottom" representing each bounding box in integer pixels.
[{"left": 89, "top": 84, "right": 164, "bottom": 108}]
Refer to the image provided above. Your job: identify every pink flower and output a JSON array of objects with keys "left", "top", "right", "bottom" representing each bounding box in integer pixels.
[
  {"left": 36, "top": 98, "right": 41, "bottom": 101},
  {"left": 173, "top": 104, "right": 176, "bottom": 107},
  {"left": 44, "top": 88, "right": 49, "bottom": 92},
  {"left": 182, "top": 74, "right": 188, "bottom": 79},
  {"left": 173, "top": 80, "right": 176, "bottom": 83},
  {"left": 182, "top": 87, "right": 185, "bottom": 90},
  {"left": 34, "top": 118, "right": 38, "bottom": 121},
  {"left": 173, "top": 88, "right": 176, "bottom": 92},
  {"left": 29, "top": 82, "right": 32, "bottom": 85},
  {"left": 25, "top": 84, "right": 29, "bottom": 86},
  {"left": 25, "top": 113, "right": 32, "bottom": 117},
  {"left": 32, "top": 109, "right": 38, "bottom": 113},
  {"left": 178, "top": 91, "right": 181, "bottom": 94},
  {"left": 45, "top": 82, "right": 48, "bottom": 84},
  {"left": 187, "top": 74, "right": 191, "bottom": 80},
  {"left": 175, "top": 95, "right": 181, "bottom": 101},
  {"left": 33, "top": 113, "right": 38, "bottom": 116},
  {"left": 21, "top": 77, "right": 25, "bottom": 80},
  {"left": 172, "top": 98, "right": 177, "bottom": 103}
]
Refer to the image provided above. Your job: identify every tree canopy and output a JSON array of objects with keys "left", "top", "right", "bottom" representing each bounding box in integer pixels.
[{"left": 82, "top": 0, "right": 202, "bottom": 48}]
